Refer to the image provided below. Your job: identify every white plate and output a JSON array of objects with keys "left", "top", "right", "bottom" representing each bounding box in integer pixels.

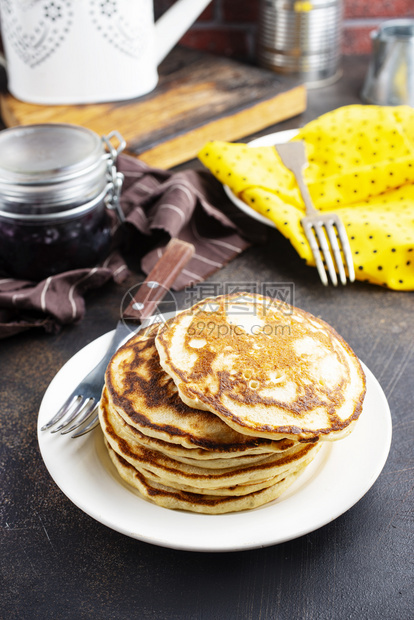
[
  {"left": 223, "top": 128, "right": 299, "bottom": 227},
  {"left": 38, "top": 332, "right": 392, "bottom": 553}
]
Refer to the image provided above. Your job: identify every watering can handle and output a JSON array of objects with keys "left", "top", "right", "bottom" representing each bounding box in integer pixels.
[{"left": 155, "top": 0, "right": 212, "bottom": 66}]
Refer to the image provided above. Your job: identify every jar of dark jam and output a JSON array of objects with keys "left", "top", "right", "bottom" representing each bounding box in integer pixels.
[{"left": 0, "top": 124, "right": 126, "bottom": 281}]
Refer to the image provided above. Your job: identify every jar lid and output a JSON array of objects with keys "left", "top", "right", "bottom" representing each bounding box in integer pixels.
[{"left": 0, "top": 123, "right": 108, "bottom": 214}]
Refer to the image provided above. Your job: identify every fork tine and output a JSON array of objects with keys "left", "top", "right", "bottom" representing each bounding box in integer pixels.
[
  {"left": 71, "top": 411, "right": 100, "bottom": 438},
  {"left": 325, "top": 222, "right": 347, "bottom": 285},
  {"left": 40, "top": 394, "right": 80, "bottom": 431},
  {"left": 60, "top": 399, "right": 97, "bottom": 435},
  {"left": 335, "top": 219, "right": 356, "bottom": 282},
  {"left": 303, "top": 222, "right": 329, "bottom": 286},
  {"left": 314, "top": 223, "right": 338, "bottom": 286},
  {"left": 50, "top": 397, "right": 85, "bottom": 433}
]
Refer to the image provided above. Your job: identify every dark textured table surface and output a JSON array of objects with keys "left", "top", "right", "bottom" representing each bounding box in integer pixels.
[{"left": 2, "top": 56, "right": 413, "bottom": 620}]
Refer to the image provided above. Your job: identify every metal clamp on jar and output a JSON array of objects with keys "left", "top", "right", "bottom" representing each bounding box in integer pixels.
[{"left": 0, "top": 123, "right": 126, "bottom": 281}]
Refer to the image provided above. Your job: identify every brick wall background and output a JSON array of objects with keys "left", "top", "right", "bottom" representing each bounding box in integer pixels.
[{"left": 154, "top": 0, "right": 414, "bottom": 62}]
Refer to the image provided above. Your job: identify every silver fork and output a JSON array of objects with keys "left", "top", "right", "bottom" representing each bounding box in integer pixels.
[
  {"left": 275, "top": 141, "right": 355, "bottom": 286},
  {"left": 41, "top": 238, "right": 195, "bottom": 438},
  {"left": 40, "top": 321, "right": 129, "bottom": 438}
]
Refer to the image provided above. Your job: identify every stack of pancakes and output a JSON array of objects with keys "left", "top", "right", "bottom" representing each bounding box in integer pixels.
[{"left": 99, "top": 293, "right": 366, "bottom": 514}]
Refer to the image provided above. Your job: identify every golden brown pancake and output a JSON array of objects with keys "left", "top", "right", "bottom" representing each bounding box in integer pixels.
[
  {"left": 105, "top": 324, "right": 298, "bottom": 456},
  {"left": 99, "top": 293, "right": 364, "bottom": 514},
  {"left": 155, "top": 293, "right": 366, "bottom": 441},
  {"left": 99, "top": 396, "right": 320, "bottom": 490},
  {"left": 102, "top": 388, "right": 276, "bottom": 469},
  {"left": 105, "top": 439, "right": 318, "bottom": 514}
]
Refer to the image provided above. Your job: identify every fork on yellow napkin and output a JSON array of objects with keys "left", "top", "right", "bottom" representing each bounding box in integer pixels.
[{"left": 198, "top": 105, "right": 414, "bottom": 290}]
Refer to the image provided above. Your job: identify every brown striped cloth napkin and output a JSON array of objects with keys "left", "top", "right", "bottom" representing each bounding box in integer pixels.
[{"left": 0, "top": 155, "right": 266, "bottom": 338}]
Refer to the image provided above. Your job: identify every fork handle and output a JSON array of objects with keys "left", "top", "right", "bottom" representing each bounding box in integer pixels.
[
  {"left": 291, "top": 163, "right": 319, "bottom": 217},
  {"left": 275, "top": 142, "right": 319, "bottom": 217},
  {"left": 78, "top": 239, "right": 195, "bottom": 392},
  {"left": 123, "top": 238, "right": 195, "bottom": 320},
  {"left": 102, "top": 238, "right": 195, "bottom": 360}
]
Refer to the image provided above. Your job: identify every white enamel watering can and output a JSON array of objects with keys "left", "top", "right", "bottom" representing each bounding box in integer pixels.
[{"left": 0, "top": 0, "right": 212, "bottom": 105}]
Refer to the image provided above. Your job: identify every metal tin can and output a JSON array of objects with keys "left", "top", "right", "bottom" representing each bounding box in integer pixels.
[
  {"left": 0, "top": 124, "right": 125, "bottom": 280},
  {"left": 257, "top": 0, "right": 343, "bottom": 87}
]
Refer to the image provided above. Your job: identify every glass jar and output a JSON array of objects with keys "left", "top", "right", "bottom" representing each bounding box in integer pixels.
[{"left": 0, "top": 123, "right": 126, "bottom": 281}]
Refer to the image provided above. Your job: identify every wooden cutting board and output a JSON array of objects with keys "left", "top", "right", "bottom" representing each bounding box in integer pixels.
[{"left": 0, "top": 47, "right": 306, "bottom": 169}]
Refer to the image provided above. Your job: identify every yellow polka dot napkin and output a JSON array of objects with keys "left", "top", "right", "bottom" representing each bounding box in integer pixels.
[{"left": 198, "top": 105, "right": 414, "bottom": 290}]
